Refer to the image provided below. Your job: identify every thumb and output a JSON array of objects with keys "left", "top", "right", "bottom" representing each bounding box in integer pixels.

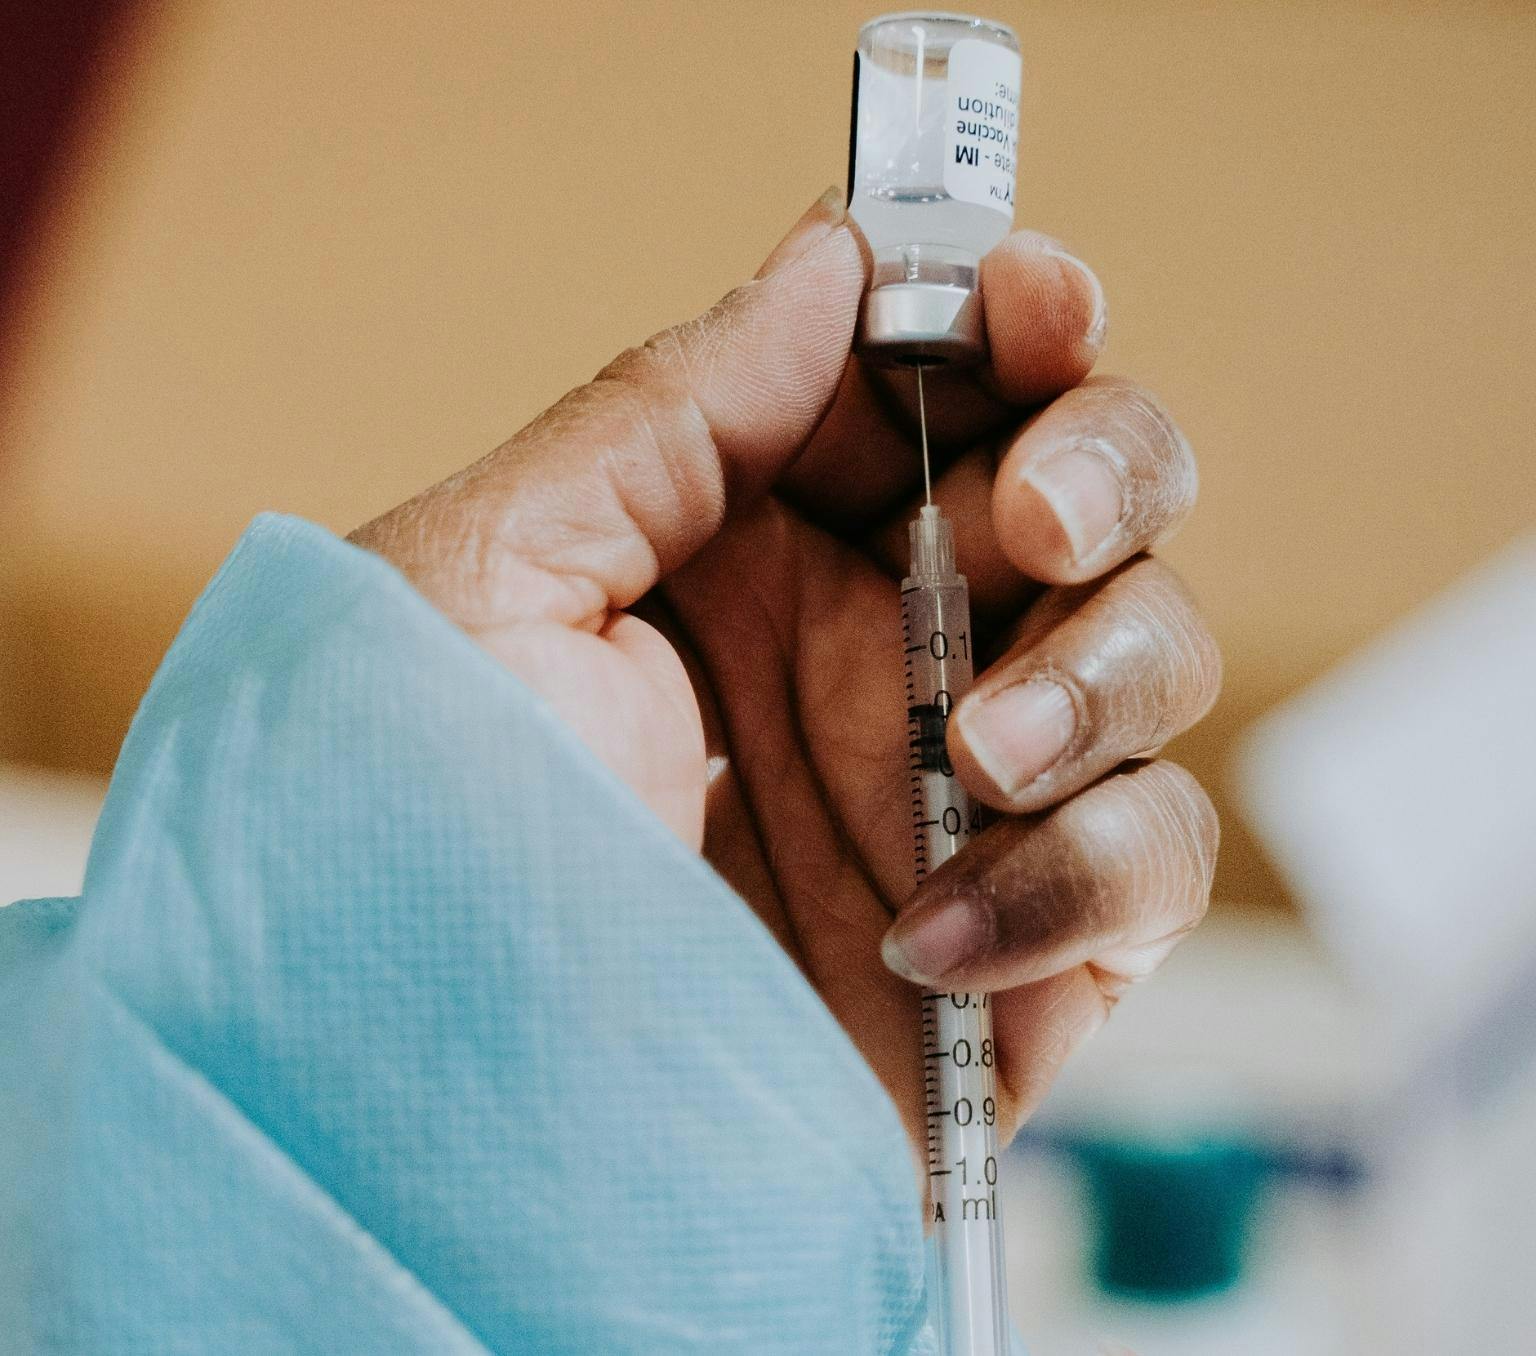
[{"left": 353, "top": 186, "right": 863, "bottom": 631}]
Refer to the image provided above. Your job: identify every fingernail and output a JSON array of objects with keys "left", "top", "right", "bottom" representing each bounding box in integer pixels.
[
  {"left": 882, "top": 900, "right": 989, "bottom": 985},
  {"left": 1022, "top": 441, "right": 1125, "bottom": 566},
  {"left": 1040, "top": 240, "right": 1108, "bottom": 352},
  {"left": 957, "top": 678, "right": 1076, "bottom": 798},
  {"left": 756, "top": 185, "right": 847, "bottom": 278}
]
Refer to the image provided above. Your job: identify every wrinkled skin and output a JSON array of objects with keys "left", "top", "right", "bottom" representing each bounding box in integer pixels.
[{"left": 352, "top": 188, "right": 1222, "bottom": 1155}]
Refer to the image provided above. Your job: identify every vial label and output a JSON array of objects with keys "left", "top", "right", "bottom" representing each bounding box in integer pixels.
[{"left": 943, "top": 39, "right": 1020, "bottom": 218}]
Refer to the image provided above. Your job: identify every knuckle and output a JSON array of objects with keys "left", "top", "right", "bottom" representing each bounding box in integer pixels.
[
  {"left": 1110, "top": 559, "right": 1223, "bottom": 730},
  {"left": 1123, "top": 384, "right": 1198, "bottom": 529},
  {"left": 589, "top": 341, "right": 724, "bottom": 542},
  {"left": 1061, "top": 761, "right": 1217, "bottom": 922},
  {"left": 1075, "top": 376, "right": 1198, "bottom": 538},
  {"left": 598, "top": 339, "right": 649, "bottom": 382},
  {"left": 600, "top": 334, "right": 679, "bottom": 392},
  {"left": 1018, "top": 560, "right": 1221, "bottom": 769},
  {"left": 1136, "top": 760, "right": 1220, "bottom": 911}
]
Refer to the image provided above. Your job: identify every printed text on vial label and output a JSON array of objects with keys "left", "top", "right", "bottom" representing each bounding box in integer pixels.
[{"left": 943, "top": 40, "right": 1020, "bottom": 217}]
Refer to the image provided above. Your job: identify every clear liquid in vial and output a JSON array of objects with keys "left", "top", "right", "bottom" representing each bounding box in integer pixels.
[{"left": 850, "top": 25, "right": 1014, "bottom": 262}]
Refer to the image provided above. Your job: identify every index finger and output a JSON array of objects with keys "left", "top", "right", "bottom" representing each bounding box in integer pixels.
[{"left": 781, "top": 229, "right": 1108, "bottom": 531}]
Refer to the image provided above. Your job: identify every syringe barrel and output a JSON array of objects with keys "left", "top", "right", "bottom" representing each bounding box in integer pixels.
[{"left": 902, "top": 512, "right": 1010, "bottom": 1354}]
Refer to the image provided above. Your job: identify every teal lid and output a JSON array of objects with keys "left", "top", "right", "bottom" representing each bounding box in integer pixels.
[{"left": 1074, "top": 1134, "right": 1268, "bottom": 1302}]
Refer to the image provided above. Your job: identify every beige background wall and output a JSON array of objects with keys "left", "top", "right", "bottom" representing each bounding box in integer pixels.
[{"left": 2, "top": 1, "right": 1533, "bottom": 911}]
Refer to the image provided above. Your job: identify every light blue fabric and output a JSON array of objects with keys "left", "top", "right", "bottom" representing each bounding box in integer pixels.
[{"left": 0, "top": 514, "right": 969, "bottom": 1353}]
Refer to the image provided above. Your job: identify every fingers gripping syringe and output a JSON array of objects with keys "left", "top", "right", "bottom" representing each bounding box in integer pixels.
[{"left": 903, "top": 372, "right": 1011, "bottom": 1356}]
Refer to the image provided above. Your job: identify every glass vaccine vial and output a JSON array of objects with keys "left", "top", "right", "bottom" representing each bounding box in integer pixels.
[{"left": 849, "top": 13, "right": 1022, "bottom": 366}]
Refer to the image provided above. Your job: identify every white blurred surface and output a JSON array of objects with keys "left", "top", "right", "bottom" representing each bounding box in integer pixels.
[
  {"left": 0, "top": 762, "right": 105, "bottom": 904},
  {"left": 1040, "top": 908, "right": 1369, "bottom": 1127},
  {"left": 1238, "top": 533, "right": 1536, "bottom": 1051},
  {"left": 1006, "top": 874, "right": 1536, "bottom": 1348},
  {"left": 1004, "top": 910, "right": 1361, "bottom": 1353},
  {"left": 1230, "top": 535, "right": 1536, "bottom": 1350}
]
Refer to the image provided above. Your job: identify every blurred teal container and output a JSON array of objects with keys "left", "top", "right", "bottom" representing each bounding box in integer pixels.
[{"left": 1075, "top": 1135, "right": 1269, "bottom": 1301}]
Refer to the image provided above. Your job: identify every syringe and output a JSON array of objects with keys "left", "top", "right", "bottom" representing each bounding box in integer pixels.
[
  {"left": 902, "top": 366, "right": 1010, "bottom": 1354},
  {"left": 841, "top": 12, "right": 1022, "bottom": 1344}
]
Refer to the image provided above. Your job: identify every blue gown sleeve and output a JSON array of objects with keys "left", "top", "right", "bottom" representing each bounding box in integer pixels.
[{"left": 0, "top": 514, "right": 950, "bottom": 1354}]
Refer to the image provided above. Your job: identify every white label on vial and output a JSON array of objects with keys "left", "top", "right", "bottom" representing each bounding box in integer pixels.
[{"left": 943, "top": 39, "right": 1020, "bottom": 218}]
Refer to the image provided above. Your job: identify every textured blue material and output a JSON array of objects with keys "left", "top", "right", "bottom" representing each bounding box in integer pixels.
[{"left": 0, "top": 514, "right": 966, "bottom": 1353}]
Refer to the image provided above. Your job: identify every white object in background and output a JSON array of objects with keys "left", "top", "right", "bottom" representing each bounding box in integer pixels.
[
  {"left": 1235, "top": 532, "right": 1536, "bottom": 1353},
  {"left": 0, "top": 763, "right": 105, "bottom": 904},
  {"left": 1237, "top": 533, "right": 1536, "bottom": 1055},
  {"left": 1040, "top": 909, "right": 1368, "bottom": 1129}
]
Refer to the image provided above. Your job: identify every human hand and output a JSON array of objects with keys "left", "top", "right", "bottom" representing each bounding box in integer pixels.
[{"left": 351, "top": 186, "right": 1220, "bottom": 1154}]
